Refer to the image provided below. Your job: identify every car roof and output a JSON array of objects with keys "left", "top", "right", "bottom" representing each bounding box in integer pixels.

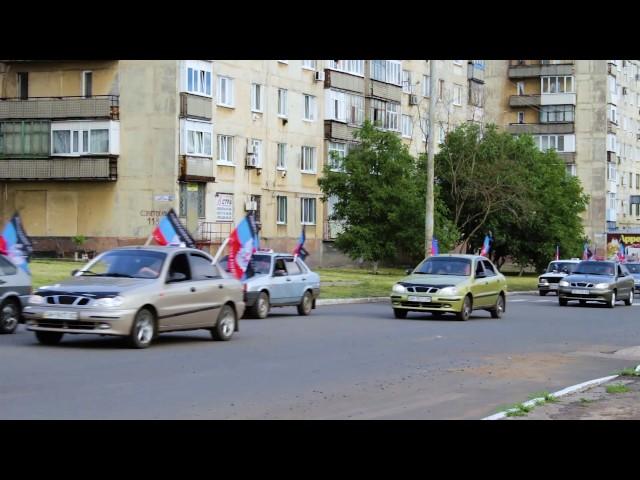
[
  {"left": 551, "top": 259, "right": 581, "bottom": 263},
  {"left": 431, "top": 254, "right": 487, "bottom": 261},
  {"left": 108, "top": 246, "right": 208, "bottom": 255}
]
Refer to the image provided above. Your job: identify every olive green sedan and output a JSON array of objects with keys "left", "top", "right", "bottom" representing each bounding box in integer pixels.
[{"left": 390, "top": 254, "right": 507, "bottom": 321}]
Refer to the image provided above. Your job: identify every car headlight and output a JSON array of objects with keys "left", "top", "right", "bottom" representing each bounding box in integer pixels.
[
  {"left": 392, "top": 284, "right": 406, "bottom": 294},
  {"left": 539, "top": 278, "right": 548, "bottom": 284},
  {"left": 559, "top": 280, "right": 569, "bottom": 287},
  {"left": 93, "top": 296, "right": 124, "bottom": 308},
  {"left": 594, "top": 283, "right": 610, "bottom": 289},
  {"left": 438, "top": 286, "right": 458, "bottom": 295},
  {"left": 28, "top": 295, "right": 45, "bottom": 305}
]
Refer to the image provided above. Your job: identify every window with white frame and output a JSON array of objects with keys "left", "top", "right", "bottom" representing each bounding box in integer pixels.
[
  {"left": 453, "top": 84, "right": 463, "bottom": 106},
  {"left": 423, "top": 75, "right": 431, "bottom": 97},
  {"left": 277, "top": 88, "right": 288, "bottom": 117},
  {"left": 609, "top": 104, "right": 618, "bottom": 124},
  {"left": 186, "top": 64, "right": 212, "bottom": 97},
  {"left": 517, "top": 111, "right": 525, "bottom": 124},
  {"left": 217, "top": 76, "right": 234, "bottom": 107},
  {"left": 541, "top": 76, "right": 574, "bottom": 94},
  {"left": 402, "top": 70, "right": 412, "bottom": 94},
  {"left": 608, "top": 162, "right": 617, "bottom": 181},
  {"left": 303, "top": 94, "right": 316, "bottom": 121},
  {"left": 251, "top": 83, "right": 263, "bottom": 112},
  {"left": 217, "top": 135, "right": 233, "bottom": 164},
  {"left": 370, "top": 99, "right": 400, "bottom": 131},
  {"left": 251, "top": 139, "right": 262, "bottom": 167},
  {"left": 277, "top": 143, "right": 287, "bottom": 169},
  {"left": 535, "top": 134, "right": 576, "bottom": 153},
  {"left": 51, "top": 121, "right": 117, "bottom": 156},
  {"left": 325, "top": 60, "right": 364, "bottom": 76},
  {"left": 401, "top": 114, "right": 413, "bottom": 138},
  {"left": 301, "top": 146, "right": 316, "bottom": 173},
  {"left": 371, "top": 60, "right": 402, "bottom": 86},
  {"left": 216, "top": 193, "right": 234, "bottom": 222},
  {"left": 302, "top": 60, "right": 316, "bottom": 70},
  {"left": 607, "top": 133, "right": 617, "bottom": 153},
  {"left": 347, "top": 93, "right": 364, "bottom": 125},
  {"left": 276, "top": 196, "right": 287, "bottom": 224},
  {"left": 566, "top": 163, "right": 577, "bottom": 176},
  {"left": 438, "top": 79, "right": 445, "bottom": 100},
  {"left": 180, "top": 119, "right": 212, "bottom": 157},
  {"left": 516, "top": 81, "right": 525, "bottom": 95},
  {"left": 326, "top": 89, "right": 346, "bottom": 122},
  {"left": 539, "top": 105, "right": 575, "bottom": 123},
  {"left": 328, "top": 141, "right": 346, "bottom": 171},
  {"left": 301, "top": 197, "right": 316, "bottom": 225}
]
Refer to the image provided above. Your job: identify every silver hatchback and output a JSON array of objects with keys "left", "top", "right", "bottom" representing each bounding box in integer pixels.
[{"left": 0, "top": 254, "right": 32, "bottom": 334}]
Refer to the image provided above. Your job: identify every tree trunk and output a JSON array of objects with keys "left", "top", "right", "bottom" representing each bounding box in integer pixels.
[
  {"left": 372, "top": 261, "right": 379, "bottom": 275},
  {"left": 519, "top": 265, "right": 524, "bottom": 277}
]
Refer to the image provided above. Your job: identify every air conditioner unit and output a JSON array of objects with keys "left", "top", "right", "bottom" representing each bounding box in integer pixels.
[
  {"left": 315, "top": 71, "right": 325, "bottom": 82},
  {"left": 247, "top": 144, "right": 256, "bottom": 155},
  {"left": 409, "top": 94, "right": 419, "bottom": 105},
  {"left": 246, "top": 154, "right": 259, "bottom": 168},
  {"left": 245, "top": 201, "right": 257, "bottom": 211}
]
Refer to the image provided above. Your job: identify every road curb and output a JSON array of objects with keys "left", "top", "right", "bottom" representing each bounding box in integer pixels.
[
  {"left": 482, "top": 364, "right": 640, "bottom": 420},
  {"left": 318, "top": 290, "right": 538, "bottom": 306}
]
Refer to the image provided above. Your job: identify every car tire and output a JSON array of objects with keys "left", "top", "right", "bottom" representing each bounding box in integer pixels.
[
  {"left": 607, "top": 291, "right": 616, "bottom": 309},
  {"left": 490, "top": 294, "right": 505, "bottom": 319},
  {"left": 393, "top": 308, "right": 408, "bottom": 319},
  {"left": 539, "top": 291, "right": 547, "bottom": 297},
  {"left": 211, "top": 304, "right": 236, "bottom": 341},
  {"left": 128, "top": 308, "right": 156, "bottom": 349},
  {"left": 297, "top": 291, "right": 313, "bottom": 316},
  {"left": 559, "top": 297, "right": 568, "bottom": 306},
  {"left": 456, "top": 296, "right": 472, "bottom": 321},
  {"left": 625, "top": 289, "right": 634, "bottom": 306},
  {"left": 35, "top": 330, "right": 64, "bottom": 345},
  {"left": 250, "top": 291, "right": 270, "bottom": 319},
  {"left": 0, "top": 298, "right": 20, "bottom": 334}
]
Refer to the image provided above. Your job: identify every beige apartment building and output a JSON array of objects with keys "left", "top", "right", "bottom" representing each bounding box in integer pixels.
[
  {"left": 484, "top": 60, "right": 640, "bottom": 256},
  {"left": 0, "top": 60, "right": 486, "bottom": 265}
]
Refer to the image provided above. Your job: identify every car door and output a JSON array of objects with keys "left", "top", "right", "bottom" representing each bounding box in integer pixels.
[
  {"left": 188, "top": 252, "right": 225, "bottom": 327},
  {"left": 618, "top": 264, "right": 633, "bottom": 299},
  {"left": 471, "top": 260, "right": 491, "bottom": 307},
  {"left": 481, "top": 259, "right": 501, "bottom": 306},
  {"left": 284, "top": 256, "right": 305, "bottom": 302},
  {"left": 155, "top": 252, "right": 200, "bottom": 330},
  {"left": 269, "top": 257, "right": 290, "bottom": 305}
]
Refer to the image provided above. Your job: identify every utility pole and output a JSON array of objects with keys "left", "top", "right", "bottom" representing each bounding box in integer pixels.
[{"left": 425, "top": 59, "right": 437, "bottom": 257}]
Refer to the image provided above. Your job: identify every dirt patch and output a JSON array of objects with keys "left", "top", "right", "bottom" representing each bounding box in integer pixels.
[{"left": 456, "top": 352, "right": 576, "bottom": 382}]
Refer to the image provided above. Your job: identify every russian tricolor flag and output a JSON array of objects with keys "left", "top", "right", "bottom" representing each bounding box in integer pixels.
[
  {"left": 0, "top": 212, "right": 33, "bottom": 275},
  {"left": 228, "top": 213, "right": 260, "bottom": 280},
  {"left": 152, "top": 209, "right": 196, "bottom": 248}
]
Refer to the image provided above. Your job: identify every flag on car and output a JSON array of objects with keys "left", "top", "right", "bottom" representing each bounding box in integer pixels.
[
  {"left": 228, "top": 213, "right": 260, "bottom": 280},
  {"left": 555, "top": 244, "right": 560, "bottom": 261},
  {"left": 0, "top": 212, "right": 33, "bottom": 275},
  {"left": 152, "top": 208, "right": 196, "bottom": 248},
  {"left": 618, "top": 241, "right": 626, "bottom": 262},
  {"left": 431, "top": 238, "right": 439, "bottom": 256},
  {"left": 293, "top": 226, "right": 309, "bottom": 261},
  {"left": 582, "top": 243, "right": 593, "bottom": 260},
  {"left": 480, "top": 234, "right": 492, "bottom": 257}
]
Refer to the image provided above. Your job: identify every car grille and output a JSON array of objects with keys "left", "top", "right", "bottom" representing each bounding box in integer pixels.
[
  {"left": 34, "top": 320, "right": 98, "bottom": 330},
  {"left": 401, "top": 301, "right": 444, "bottom": 308},
  {"left": 545, "top": 277, "right": 562, "bottom": 284},
  {"left": 570, "top": 282, "right": 595, "bottom": 288},
  {"left": 45, "top": 295, "right": 91, "bottom": 306},
  {"left": 400, "top": 283, "right": 451, "bottom": 294}
]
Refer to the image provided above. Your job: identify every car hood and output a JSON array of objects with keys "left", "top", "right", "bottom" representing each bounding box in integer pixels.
[
  {"left": 631, "top": 273, "right": 640, "bottom": 280},
  {"left": 36, "top": 276, "right": 153, "bottom": 295},
  {"left": 564, "top": 274, "right": 615, "bottom": 284},
  {"left": 400, "top": 274, "right": 469, "bottom": 287},
  {"left": 539, "top": 272, "right": 568, "bottom": 279}
]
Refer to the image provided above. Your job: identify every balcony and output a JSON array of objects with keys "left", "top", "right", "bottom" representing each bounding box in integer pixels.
[
  {"left": 324, "top": 69, "right": 365, "bottom": 93},
  {"left": 467, "top": 62, "right": 484, "bottom": 83},
  {"left": 179, "top": 155, "right": 215, "bottom": 183},
  {"left": 180, "top": 93, "right": 212, "bottom": 120},
  {"left": 0, "top": 156, "right": 117, "bottom": 181},
  {"left": 557, "top": 152, "right": 576, "bottom": 163},
  {"left": 540, "top": 93, "right": 576, "bottom": 106},
  {"left": 608, "top": 180, "right": 617, "bottom": 194},
  {"left": 507, "top": 123, "right": 574, "bottom": 135},
  {"left": 508, "top": 63, "right": 574, "bottom": 78},
  {"left": 324, "top": 120, "right": 359, "bottom": 142},
  {"left": 366, "top": 79, "right": 402, "bottom": 102},
  {"left": 0, "top": 96, "right": 119, "bottom": 120},
  {"left": 509, "top": 95, "right": 541, "bottom": 107}
]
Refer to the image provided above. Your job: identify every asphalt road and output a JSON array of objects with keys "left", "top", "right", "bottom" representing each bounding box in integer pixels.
[{"left": 1, "top": 294, "right": 639, "bottom": 419}]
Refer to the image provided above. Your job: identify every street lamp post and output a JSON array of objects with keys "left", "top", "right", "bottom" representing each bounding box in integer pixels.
[{"left": 425, "top": 59, "right": 437, "bottom": 258}]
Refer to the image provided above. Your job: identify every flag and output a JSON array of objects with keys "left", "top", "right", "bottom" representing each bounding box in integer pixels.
[
  {"left": 0, "top": 212, "right": 33, "bottom": 275},
  {"left": 480, "top": 234, "right": 492, "bottom": 257},
  {"left": 618, "top": 241, "right": 626, "bottom": 262},
  {"left": 555, "top": 244, "right": 560, "bottom": 261},
  {"left": 431, "top": 238, "right": 439, "bottom": 256},
  {"left": 228, "top": 213, "right": 260, "bottom": 280},
  {"left": 293, "top": 226, "right": 309, "bottom": 260},
  {"left": 582, "top": 243, "right": 593, "bottom": 260},
  {"left": 152, "top": 208, "right": 196, "bottom": 248}
]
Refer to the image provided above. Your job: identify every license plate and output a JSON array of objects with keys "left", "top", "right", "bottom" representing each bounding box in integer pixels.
[
  {"left": 408, "top": 295, "right": 431, "bottom": 303},
  {"left": 571, "top": 289, "right": 589, "bottom": 295},
  {"left": 43, "top": 311, "right": 78, "bottom": 320},
  {"left": 549, "top": 284, "right": 558, "bottom": 289}
]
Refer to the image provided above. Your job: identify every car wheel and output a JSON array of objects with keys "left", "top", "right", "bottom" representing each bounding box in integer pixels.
[
  {"left": 456, "top": 296, "right": 472, "bottom": 321},
  {"left": 539, "top": 291, "right": 547, "bottom": 297},
  {"left": 35, "top": 330, "right": 64, "bottom": 345},
  {"left": 0, "top": 298, "right": 20, "bottom": 334},
  {"left": 211, "top": 304, "right": 236, "bottom": 341},
  {"left": 393, "top": 308, "right": 408, "bottom": 319},
  {"left": 559, "top": 297, "right": 568, "bottom": 306},
  {"left": 624, "top": 289, "right": 634, "bottom": 306},
  {"left": 297, "top": 290, "right": 313, "bottom": 316},
  {"left": 251, "top": 292, "right": 270, "bottom": 319},
  {"left": 607, "top": 291, "right": 616, "bottom": 309},
  {"left": 490, "top": 294, "right": 505, "bottom": 319},
  {"left": 128, "top": 308, "right": 156, "bottom": 349}
]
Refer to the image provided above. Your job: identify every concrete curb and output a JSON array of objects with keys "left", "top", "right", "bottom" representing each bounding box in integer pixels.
[
  {"left": 482, "top": 363, "right": 640, "bottom": 420},
  {"left": 318, "top": 290, "right": 538, "bottom": 306}
]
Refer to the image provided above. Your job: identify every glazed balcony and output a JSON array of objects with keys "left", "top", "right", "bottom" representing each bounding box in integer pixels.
[{"left": 0, "top": 95, "right": 119, "bottom": 120}]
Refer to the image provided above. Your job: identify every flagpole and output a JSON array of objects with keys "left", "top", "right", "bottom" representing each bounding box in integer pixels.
[
  {"left": 144, "top": 233, "right": 153, "bottom": 246},
  {"left": 212, "top": 236, "right": 230, "bottom": 264}
]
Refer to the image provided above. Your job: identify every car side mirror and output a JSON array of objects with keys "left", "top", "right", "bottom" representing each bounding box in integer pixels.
[
  {"left": 71, "top": 269, "right": 79, "bottom": 276},
  {"left": 167, "top": 272, "right": 187, "bottom": 283},
  {"left": 406, "top": 268, "right": 413, "bottom": 275}
]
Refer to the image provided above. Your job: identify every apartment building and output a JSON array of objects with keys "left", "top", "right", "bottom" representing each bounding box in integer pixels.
[{"left": 484, "top": 60, "right": 640, "bottom": 256}]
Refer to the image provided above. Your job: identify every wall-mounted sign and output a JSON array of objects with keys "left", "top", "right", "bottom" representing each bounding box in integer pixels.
[{"left": 154, "top": 195, "right": 174, "bottom": 202}]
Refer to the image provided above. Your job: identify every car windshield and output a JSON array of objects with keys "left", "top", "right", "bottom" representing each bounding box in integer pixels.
[
  {"left": 573, "top": 262, "right": 615, "bottom": 276},
  {"left": 413, "top": 257, "right": 472, "bottom": 276},
  {"left": 625, "top": 263, "right": 640, "bottom": 274},
  {"left": 80, "top": 250, "right": 167, "bottom": 279},
  {"left": 546, "top": 262, "right": 578, "bottom": 274},
  {"left": 219, "top": 254, "right": 272, "bottom": 278}
]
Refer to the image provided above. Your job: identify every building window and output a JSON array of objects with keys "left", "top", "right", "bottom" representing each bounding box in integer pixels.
[
  {"left": 17, "top": 72, "right": 28, "bottom": 100},
  {"left": 179, "top": 183, "right": 206, "bottom": 218},
  {"left": 328, "top": 142, "right": 346, "bottom": 171},
  {"left": 82, "top": 71, "right": 93, "bottom": 97},
  {"left": 423, "top": 75, "right": 431, "bottom": 97},
  {"left": 608, "top": 162, "right": 617, "bottom": 181},
  {"left": 539, "top": 105, "right": 575, "bottom": 123},
  {"left": 250, "top": 139, "right": 262, "bottom": 167},
  {"left": 438, "top": 79, "right": 445, "bottom": 101},
  {"left": 453, "top": 84, "right": 463, "bottom": 106},
  {"left": 401, "top": 114, "right": 413, "bottom": 138},
  {"left": 536, "top": 134, "right": 575, "bottom": 153},
  {"left": 217, "top": 76, "right": 234, "bottom": 107},
  {"left": 517, "top": 111, "right": 525, "bottom": 124},
  {"left": 302, "top": 60, "right": 316, "bottom": 70},
  {"left": 251, "top": 83, "right": 263, "bottom": 113},
  {"left": 370, "top": 99, "right": 400, "bottom": 131},
  {"left": 636, "top": 174, "right": 639, "bottom": 190},
  {"left": 402, "top": 70, "right": 412, "bottom": 94},
  {"left": 276, "top": 196, "right": 287, "bottom": 224},
  {"left": 278, "top": 88, "right": 288, "bottom": 117},
  {"left": 250, "top": 195, "right": 261, "bottom": 224},
  {"left": 541, "top": 76, "right": 575, "bottom": 94},
  {"left": 217, "top": 135, "right": 233, "bottom": 164},
  {"left": 371, "top": 60, "right": 402, "bottom": 86},
  {"left": 303, "top": 94, "right": 316, "bottom": 121},
  {"left": 301, "top": 146, "right": 316, "bottom": 173},
  {"left": 0, "top": 120, "right": 50, "bottom": 157},
  {"left": 347, "top": 94, "right": 364, "bottom": 125},
  {"left": 216, "top": 193, "right": 234, "bottom": 222},
  {"left": 325, "top": 60, "right": 364, "bottom": 76},
  {"left": 187, "top": 66, "right": 212, "bottom": 97},
  {"left": 181, "top": 120, "right": 212, "bottom": 157},
  {"left": 301, "top": 198, "right": 316, "bottom": 225},
  {"left": 566, "top": 164, "right": 577, "bottom": 176},
  {"left": 277, "top": 143, "right": 287, "bottom": 169},
  {"left": 438, "top": 125, "right": 446, "bottom": 144},
  {"left": 51, "top": 122, "right": 112, "bottom": 155},
  {"left": 516, "top": 81, "right": 525, "bottom": 95},
  {"left": 326, "top": 89, "right": 346, "bottom": 122},
  {"left": 608, "top": 105, "right": 618, "bottom": 124}
]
